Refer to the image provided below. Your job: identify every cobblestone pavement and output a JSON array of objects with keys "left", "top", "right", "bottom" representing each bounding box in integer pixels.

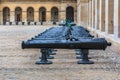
[{"left": 0, "top": 25, "right": 120, "bottom": 80}]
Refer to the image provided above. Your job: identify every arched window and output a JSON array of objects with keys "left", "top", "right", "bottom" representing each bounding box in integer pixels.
[
  {"left": 27, "top": 7, "right": 34, "bottom": 22},
  {"left": 51, "top": 7, "right": 58, "bottom": 22},
  {"left": 3, "top": 7, "right": 10, "bottom": 22},
  {"left": 66, "top": 6, "right": 74, "bottom": 21},
  {"left": 15, "top": 7, "right": 22, "bottom": 22},
  {"left": 39, "top": 7, "right": 46, "bottom": 22}
]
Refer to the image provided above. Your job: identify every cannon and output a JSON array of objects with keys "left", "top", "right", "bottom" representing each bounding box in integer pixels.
[
  {"left": 22, "top": 38, "right": 111, "bottom": 64},
  {"left": 22, "top": 24, "right": 111, "bottom": 64},
  {"left": 22, "top": 38, "right": 111, "bottom": 50},
  {"left": 25, "top": 26, "right": 95, "bottom": 64},
  {"left": 31, "top": 27, "right": 65, "bottom": 58}
]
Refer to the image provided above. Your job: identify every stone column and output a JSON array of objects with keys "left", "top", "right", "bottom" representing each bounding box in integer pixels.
[
  {"left": 87, "top": 1, "right": 89, "bottom": 27},
  {"left": 114, "top": 0, "right": 118, "bottom": 39},
  {"left": 77, "top": 2, "right": 81, "bottom": 25},
  {"left": 46, "top": 11, "right": 51, "bottom": 22},
  {"left": 81, "top": 4, "right": 87, "bottom": 26},
  {"left": 22, "top": 11, "right": 27, "bottom": 22},
  {"left": 108, "top": 0, "right": 114, "bottom": 34},
  {"left": 118, "top": 0, "right": 120, "bottom": 38},
  {"left": 91, "top": 0, "right": 94, "bottom": 28},
  {"left": 105, "top": 0, "right": 108, "bottom": 34},
  {"left": 90, "top": 0, "right": 92, "bottom": 28},
  {"left": 0, "top": 10, "right": 2, "bottom": 24},
  {"left": 92, "top": 0, "right": 95, "bottom": 29},
  {"left": 74, "top": 6, "right": 77, "bottom": 23},
  {"left": 10, "top": 11, "right": 15, "bottom": 22},
  {"left": 86, "top": 3, "right": 89, "bottom": 27},
  {"left": 97, "top": 0, "right": 100, "bottom": 30},
  {"left": 101, "top": 0, "right": 105, "bottom": 32},
  {"left": 60, "top": 4, "right": 66, "bottom": 21},
  {"left": 46, "top": 7, "right": 51, "bottom": 22},
  {"left": 0, "top": 4, "right": 3, "bottom": 24},
  {"left": 34, "top": 11, "right": 39, "bottom": 22},
  {"left": 99, "top": 0, "right": 102, "bottom": 31},
  {"left": 88, "top": 1, "right": 90, "bottom": 27},
  {"left": 95, "top": 0, "right": 97, "bottom": 30},
  {"left": 81, "top": 5, "right": 83, "bottom": 25},
  {"left": 93, "top": 0, "right": 95, "bottom": 29},
  {"left": 79, "top": 6, "right": 81, "bottom": 25}
]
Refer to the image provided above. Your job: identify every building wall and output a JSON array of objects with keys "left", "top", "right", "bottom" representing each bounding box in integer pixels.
[
  {"left": 77, "top": 0, "right": 120, "bottom": 54},
  {"left": 0, "top": 0, "right": 1, "bottom": 24},
  {"left": 0, "top": 0, "right": 77, "bottom": 24}
]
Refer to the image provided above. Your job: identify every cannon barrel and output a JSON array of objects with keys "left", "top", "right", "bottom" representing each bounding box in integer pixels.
[{"left": 22, "top": 38, "right": 111, "bottom": 50}]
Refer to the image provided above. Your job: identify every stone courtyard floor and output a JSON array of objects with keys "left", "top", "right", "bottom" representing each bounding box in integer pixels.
[{"left": 0, "top": 25, "right": 120, "bottom": 80}]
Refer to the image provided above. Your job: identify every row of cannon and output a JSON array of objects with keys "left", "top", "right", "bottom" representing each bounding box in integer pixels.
[{"left": 22, "top": 25, "right": 111, "bottom": 64}]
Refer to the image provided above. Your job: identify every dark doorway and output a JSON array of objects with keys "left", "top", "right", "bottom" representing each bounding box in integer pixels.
[
  {"left": 39, "top": 7, "right": 46, "bottom": 22},
  {"left": 66, "top": 6, "right": 74, "bottom": 21},
  {"left": 3, "top": 7, "right": 10, "bottom": 23},
  {"left": 27, "top": 7, "right": 34, "bottom": 22},
  {"left": 15, "top": 7, "right": 22, "bottom": 22},
  {"left": 51, "top": 7, "right": 58, "bottom": 22}
]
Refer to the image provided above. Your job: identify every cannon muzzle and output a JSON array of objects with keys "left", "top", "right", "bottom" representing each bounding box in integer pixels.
[{"left": 107, "top": 42, "right": 112, "bottom": 46}]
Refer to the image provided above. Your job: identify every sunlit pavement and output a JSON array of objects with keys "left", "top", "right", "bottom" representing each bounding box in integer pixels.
[{"left": 0, "top": 25, "right": 120, "bottom": 80}]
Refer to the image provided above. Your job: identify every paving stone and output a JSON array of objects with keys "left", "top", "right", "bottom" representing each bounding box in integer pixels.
[{"left": 0, "top": 25, "right": 120, "bottom": 80}]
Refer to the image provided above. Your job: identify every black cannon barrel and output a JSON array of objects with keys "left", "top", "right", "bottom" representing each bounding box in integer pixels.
[
  {"left": 35, "top": 27, "right": 65, "bottom": 38},
  {"left": 31, "top": 37, "right": 93, "bottom": 41},
  {"left": 22, "top": 38, "right": 111, "bottom": 50}
]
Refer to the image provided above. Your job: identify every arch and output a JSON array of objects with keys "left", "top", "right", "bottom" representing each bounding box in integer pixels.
[
  {"left": 15, "top": 7, "right": 22, "bottom": 22},
  {"left": 108, "top": 0, "right": 114, "bottom": 34},
  {"left": 39, "top": 7, "right": 46, "bottom": 22},
  {"left": 27, "top": 7, "right": 34, "bottom": 22},
  {"left": 51, "top": 7, "right": 59, "bottom": 22},
  {"left": 3, "top": 7, "right": 10, "bottom": 22},
  {"left": 66, "top": 6, "right": 74, "bottom": 21}
]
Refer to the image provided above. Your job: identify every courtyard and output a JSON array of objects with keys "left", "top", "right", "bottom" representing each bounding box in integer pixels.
[{"left": 0, "top": 25, "right": 120, "bottom": 80}]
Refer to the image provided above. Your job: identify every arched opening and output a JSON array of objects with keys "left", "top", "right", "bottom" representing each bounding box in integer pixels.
[
  {"left": 101, "top": 0, "right": 105, "bottom": 32},
  {"left": 27, "top": 7, "right": 34, "bottom": 22},
  {"left": 108, "top": 0, "right": 114, "bottom": 34},
  {"left": 39, "top": 7, "right": 46, "bottom": 22},
  {"left": 66, "top": 6, "right": 74, "bottom": 21},
  {"left": 15, "top": 7, "right": 22, "bottom": 22},
  {"left": 3, "top": 7, "right": 10, "bottom": 23},
  {"left": 51, "top": 7, "right": 58, "bottom": 22}
]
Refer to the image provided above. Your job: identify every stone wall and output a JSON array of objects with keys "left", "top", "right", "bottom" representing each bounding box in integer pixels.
[{"left": 0, "top": 0, "right": 77, "bottom": 24}]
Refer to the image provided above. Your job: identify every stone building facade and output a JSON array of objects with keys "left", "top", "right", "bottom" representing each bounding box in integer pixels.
[
  {"left": 0, "top": 0, "right": 77, "bottom": 24},
  {"left": 77, "top": 0, "right": 120, "bottom": 53}
]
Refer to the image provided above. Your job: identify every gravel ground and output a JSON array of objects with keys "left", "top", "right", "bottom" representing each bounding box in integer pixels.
[{"left": 0, "top": 25, "right": 120, "bottom": 80}]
